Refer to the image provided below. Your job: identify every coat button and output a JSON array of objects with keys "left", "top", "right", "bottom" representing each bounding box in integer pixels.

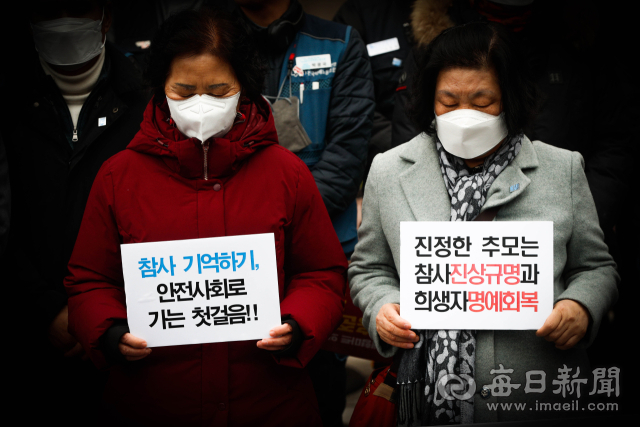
[
  {"left": 480, "top": 386, "right": 491, "bottom": 399},
  {"left": 112, "top": 107, "right": 118, "bottom": 113},
  {"left": 218, "top": 403, "right": 226, "bottom": 411},
  {"left": 213, "top": 183, "right": 221, "bottom": 191}
]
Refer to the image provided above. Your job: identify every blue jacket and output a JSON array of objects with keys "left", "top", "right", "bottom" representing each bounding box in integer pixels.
[{"left": 264, "top": 14, "right": 375, "bottom": 254}]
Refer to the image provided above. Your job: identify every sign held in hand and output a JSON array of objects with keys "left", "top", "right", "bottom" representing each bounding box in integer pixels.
[
  {"left": 121, "top": 233, "right": 282, "bottom": 347},
  {"left": 400, "top": 222, "right": 553, "bottom": 330}
]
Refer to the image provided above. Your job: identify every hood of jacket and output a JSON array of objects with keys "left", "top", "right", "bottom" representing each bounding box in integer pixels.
[
  {"left": 411, "top": 0, "right": 454, "bottom": 47},
  {"left": 128, "top": 95, "right": 278, "bottom": 179}
]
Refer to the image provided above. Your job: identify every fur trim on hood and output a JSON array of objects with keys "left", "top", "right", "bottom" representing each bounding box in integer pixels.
[{"left": 411, "top": 0, "right": 455, "bottom": 46}]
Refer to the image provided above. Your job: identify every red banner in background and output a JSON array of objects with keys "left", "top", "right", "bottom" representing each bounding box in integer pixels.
[{"left": 322, "top": 287, "right": 391, "bottom": 362}]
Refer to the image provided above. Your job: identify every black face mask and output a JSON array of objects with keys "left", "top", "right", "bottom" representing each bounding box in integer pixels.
[{"left": 236, "top": 0, "right": 305, "bottom": 53}]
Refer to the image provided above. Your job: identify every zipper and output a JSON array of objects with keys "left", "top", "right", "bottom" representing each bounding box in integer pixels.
[
  {"left": 72, "top": 127, "right": 78, "bottom": 143},
  {"left": 202, "top": 140, "right": 210, "bottom": 180}
]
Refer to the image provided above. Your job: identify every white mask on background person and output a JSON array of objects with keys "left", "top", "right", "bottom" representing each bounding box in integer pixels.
[
  {"left": 166, "top": 92, "right": 241, "bottom": 142},
  {"left": 435, "top": 109, "right": 508, "bottom": 159},
  {"left": 31, "top": 11, "right": 105, "bottom": 66}
]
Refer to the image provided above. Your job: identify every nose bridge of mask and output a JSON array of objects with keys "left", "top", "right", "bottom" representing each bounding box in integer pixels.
[
  {"left": 34, "top": 18, "right": 92, "bottom": 32},
  {"left": 200, "top": 95, "right": 226, "bottom": 114},
  {"left": 448, "top": 110, "right": 499, "bottom": 126},
  {"left": 179, "top": 95, "right": 227, "bottom": 115}
]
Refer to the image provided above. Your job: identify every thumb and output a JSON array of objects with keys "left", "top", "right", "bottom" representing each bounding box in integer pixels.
[
  {"left": 386, "top": 304, "right": 411, "bottom": 330},
  {"left": 536, "top": 307, "right": 561, "bottom": 337},
  {"left": 121, "top": 333, "right": 148, "bottom": 349}
]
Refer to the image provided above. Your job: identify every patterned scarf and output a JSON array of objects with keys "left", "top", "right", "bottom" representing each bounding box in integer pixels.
[{"left": 397, "top": 134, "right": 523, "bottom": 426}]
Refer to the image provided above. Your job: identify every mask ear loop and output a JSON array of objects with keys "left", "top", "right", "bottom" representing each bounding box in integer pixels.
[
  {"left": 264, "top": 70, "right": 293, "bottom": 105},
  {"left": 98, "top": 7, "right": 107, "bottom": 48},
  {"left": 269, "top": 53, "right": 295, "bottom": 103}
]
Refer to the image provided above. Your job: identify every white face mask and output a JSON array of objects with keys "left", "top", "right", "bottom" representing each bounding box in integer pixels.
[
  {"left": 31, "top": 11, "right": 105, "bottom": 66},
  {"left": 166, "top": 92, "right": 241, "bottom": 142},
  {"left": 435, "top": 109, "right": 508, "bottom": 159}
]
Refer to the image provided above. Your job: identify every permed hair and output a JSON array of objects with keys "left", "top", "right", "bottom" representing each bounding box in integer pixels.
[
  {"left": 145, "top": 7, "right": 266, "bottom": 102},
  {"left": 409, "top": 21, "right": 538, "bottom": 136}
]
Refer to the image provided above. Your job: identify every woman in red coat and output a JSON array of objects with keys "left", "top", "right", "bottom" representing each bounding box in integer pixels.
[{"left": 64, "top": 8, "right": 346, "bottom": 426}]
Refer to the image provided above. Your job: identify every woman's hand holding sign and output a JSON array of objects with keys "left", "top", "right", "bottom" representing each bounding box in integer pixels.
[
  {"left": 256, "top": 323, "right": 293, "bottom": 351},
  {"left": 377, "top": 303, "right": 420, "bottom": 349},
  {"left": 536, "top": 299, "right": 590, "bottom": 350},
  {"left": 120, "top": 333, "right": 152, "bottom": 361}
]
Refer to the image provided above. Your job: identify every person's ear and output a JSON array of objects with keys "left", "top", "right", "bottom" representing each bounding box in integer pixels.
[{"left": 102, "top": 2, "right": 113, "bottom": 39}]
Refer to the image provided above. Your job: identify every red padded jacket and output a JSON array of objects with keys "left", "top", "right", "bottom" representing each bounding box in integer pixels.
[{"left": 64, "top": 96, "right": 347, "bottom": 426}]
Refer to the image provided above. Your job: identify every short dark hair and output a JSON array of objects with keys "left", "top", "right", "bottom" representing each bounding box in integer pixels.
[
  {"left": 145, "top": 7, "right": 265, "bottom": 102},
  {"left": 28, "top": 0, "right": 107, "bottom": 21},
  {"left": 410, "top": 21, "right": 538, "bottom": 137}
]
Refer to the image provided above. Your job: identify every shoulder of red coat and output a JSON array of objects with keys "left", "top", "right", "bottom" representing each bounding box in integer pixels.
[
  {"left": 99, "top": 148, "right": 156, "bottom": 175},
  {"left": 251, "top": 144, "right": 310, "bottom": 172}
]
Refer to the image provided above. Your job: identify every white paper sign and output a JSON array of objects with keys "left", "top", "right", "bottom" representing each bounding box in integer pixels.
[
  {"left": 400, "top": 222, "right": 553, "bottom": 330},
  {"left": 121, "top": 233, "right": 282, "bottom": 347},
  {"left": 366, "top": 37, "right": 400, "bottom": 57},
  {"left": 296, "top": 54, "right": 332, "bottom": 70}
]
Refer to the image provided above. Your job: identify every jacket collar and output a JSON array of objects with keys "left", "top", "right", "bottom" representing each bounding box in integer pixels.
[
  {"left": 399, "top": 133, "right": 451, "bottom": 221},
  {"left": 397, "top": 133, "right": 539, "bottom": 220},
  {"left": 483, "top": 134, "right": 538, "bottom": 210}
]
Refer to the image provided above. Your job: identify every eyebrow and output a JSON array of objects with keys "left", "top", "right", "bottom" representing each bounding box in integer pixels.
[
  {"left": 436, "top": 90, "right": 458, "bottom": 98},
  {"left": 469, "top": 90, "right": 496, "bottom": 99},
  {"left": 436, "top": 89, "right": 496, "bottom": 98},
  {"left": 174, "top": 83, "right": 229, "bottom": 90}
]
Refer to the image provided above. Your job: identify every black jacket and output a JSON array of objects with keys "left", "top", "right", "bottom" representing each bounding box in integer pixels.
[
  {"left": 392, "top": 0, "right": 633, "bottom": 235},
  {"left": 4, "top": 42, "right": 150, "bottom": 333},
  {"left": 334, "top": 0, "right": 413, "bottom": 184},
  {"left": 0, "top": 134, "right": 8, "bottom": 257}
]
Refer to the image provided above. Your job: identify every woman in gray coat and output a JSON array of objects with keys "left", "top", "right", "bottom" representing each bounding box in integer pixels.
[{"left": 348, "top": 22, "right": 618, "bottom": 425}]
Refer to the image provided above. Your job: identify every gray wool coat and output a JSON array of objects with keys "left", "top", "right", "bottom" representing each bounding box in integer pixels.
[{"left": 348, "top": 134, "right": 619, "bottom": 423}]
